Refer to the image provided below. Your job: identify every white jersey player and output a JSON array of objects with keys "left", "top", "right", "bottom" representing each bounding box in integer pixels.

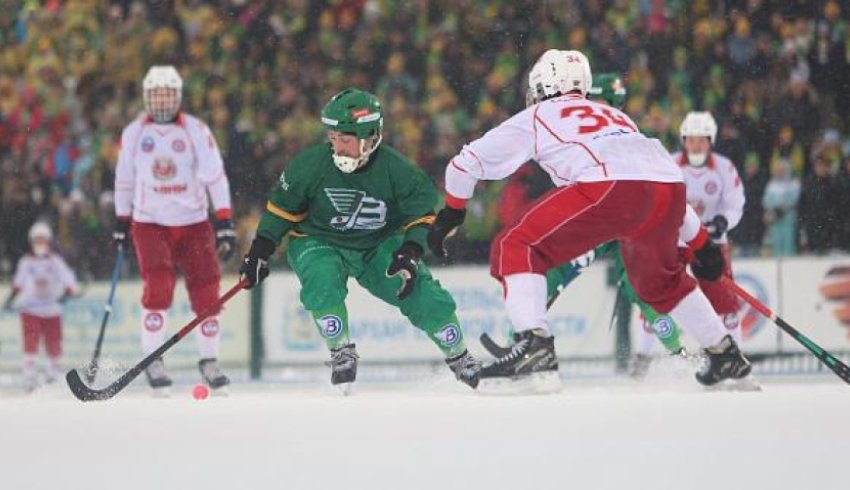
[
  {"left": 428, "top": 49, "right": 751, "bottom": 387},
  {"left": 674, "top": 111, "right": 746, "bottom": 343},
  {"left": 2, "top": 222, "right": 77, "bottom": 390},
  {"left": 113, "top": 65, "right": 236, "bottom": 391}
]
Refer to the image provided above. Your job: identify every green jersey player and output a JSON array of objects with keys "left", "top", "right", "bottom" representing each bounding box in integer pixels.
[{"left": 239, "top": 88, "right": 481, "bottom": 390}]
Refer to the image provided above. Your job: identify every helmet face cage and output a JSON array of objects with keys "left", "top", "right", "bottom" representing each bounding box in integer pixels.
[{"left": 142, "top": 66, "right": 183, "bottom": 123}]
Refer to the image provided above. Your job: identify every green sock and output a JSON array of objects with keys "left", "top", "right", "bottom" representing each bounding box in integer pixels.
[
  {"left": 311, "top": 303, "right": 350, "bottom": 349},
  {"left": 422, "top": 313, "right": 467, "bottom": 359},
  {"left": 637, "top": 301, "right": 683, "bottom": 353}
]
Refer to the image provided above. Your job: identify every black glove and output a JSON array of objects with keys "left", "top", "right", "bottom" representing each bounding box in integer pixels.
[
  {"left": 113, "top": 218, "right": 130, "bottom": 251},
  {"left": 385, "top": 242, "right": 422, "bottom": 300},
  {"left": 239, "top": 236, "right": 275, "bottom": 289},
  {"left": 705, "top": 215, "right": 728, "bottom": 240},
  {"left": 427, "top": 207, "right": 466, "bottom": 258},
  {"left": 691, "top": 239, "right": 725, "bottom": 281},
  {"left": 214, "top": 219, "right": 237, "bottom": 261}
]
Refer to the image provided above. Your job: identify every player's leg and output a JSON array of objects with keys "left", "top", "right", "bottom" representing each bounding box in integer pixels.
[
  {"left": 19, "top": 313, "right": 39, "bottom": 391},
  {"left": 42, "top": 315, "right": 62, "bottom": 383},
  {"left": 132, "top": 222, "right": 177, "bottom": 388},
  {"left": 618, "top": 182, "right": 750, "bottom": 386},
  {"left": 696, "top": 244, "right": 743, "bottom": 343},
  {"left": 356, "top": 234, "right": 480, "bottom": 387},
  {"left": 176, "top": 221, "right": 229, "bottom": 389},
  {"left": 486, "top": 182, "right": 635, "bottom": 378},
  {"left": 286, "top": 236, "right": 356, "bottom": 386}
]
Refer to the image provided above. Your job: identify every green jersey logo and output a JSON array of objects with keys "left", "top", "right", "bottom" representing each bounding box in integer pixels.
[{"left": 324, "top": 188, "right": 387, "bottom": 230}]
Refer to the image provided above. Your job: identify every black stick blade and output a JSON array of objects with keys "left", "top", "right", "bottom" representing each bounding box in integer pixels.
[{"left": 66, "top": 368, "right": 130, "bottom": 402}]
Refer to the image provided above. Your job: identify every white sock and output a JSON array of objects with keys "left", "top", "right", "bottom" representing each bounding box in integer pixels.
[
  {"left": 667, "top": 289, "right": 727, "bottom": 348},
  {"left": 503, "top": 273, "right": 549, "bottom": 333},
  {"left": 195, "top": 316, "right": 221, "bottom": 359},
  {"left": 22, "top": 354, "right": 37, "bottom": 381},
  {"left": 634, "top": 315, "right": 657, "bottom": 356},
  {"left": 141, "top": 309, "right": 167, "bottom": 355}
]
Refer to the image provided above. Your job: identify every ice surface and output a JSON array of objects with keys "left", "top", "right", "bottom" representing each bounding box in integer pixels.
[{"left": 0, "top": 375, "right": 847, "bottom": 490}]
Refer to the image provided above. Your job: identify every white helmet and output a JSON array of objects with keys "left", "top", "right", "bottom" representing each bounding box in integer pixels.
[
  {"left": 143, "top": 65, "right": 183, "bottom": 123},
  {"left": 679, "top": 111, "right": 717, "bottom": 144},
  {"left": 526, "top": 49, "right": 592, "bottom": 106},
  {"left": 28, "top": 222, "right": 52, "bottom": 242}
]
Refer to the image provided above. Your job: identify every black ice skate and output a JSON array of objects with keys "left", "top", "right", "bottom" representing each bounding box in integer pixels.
[
  {"left": 446, "top": 350, "right": 482, "bottom": 389},
  {"left": 695, "top": 335, "right": 752, "bottom": 386},
  {"left": 145, "top": 357, "right": 173, "bottom": 389},
  {"left": 480, "top": 329, "right": 558, "bottom": 379},
  {"left": 327, "top": 343, "right": 358, "bottom": 391},
  {"left": 199, "top": 358, "right": 230, "bottom": 390}
]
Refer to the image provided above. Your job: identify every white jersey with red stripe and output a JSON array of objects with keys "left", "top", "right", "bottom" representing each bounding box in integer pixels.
[
  {"left": 445, "top": 94, "right": 683, "bottom": 199},
  {"left": 12, "top": 253, "right": 77, "bottom": 318},
  {"left": 114, "top": 112, "right": 232, "bottom": 226},
  {"left": 672, "top": 151, "right": 745, "bottom": 243}
]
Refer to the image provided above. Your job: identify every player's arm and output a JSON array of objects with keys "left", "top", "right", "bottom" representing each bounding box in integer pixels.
[
  {"left": 192, "top": 120, "right": 236, "bottom": 260},
  {"left": 716, "top": 160, "right": 745, "bottom": 233},
  {"left": 430, "top": 110, "right": 535, "bottom": 257},
  {"left": 680, "top": 204, "right": 724, "bottom": 281},
  {"left": 58, "top": 257, "right": 79, "bottom": 300},
  {"left": 3, "top": 259, "right": 25, "bottom": 310},
  {"left": 113, "top": 124, "right": 138, "bottom": 251},
  {"left": 240, "top": 156, "right": 311, "bottom": 289}
]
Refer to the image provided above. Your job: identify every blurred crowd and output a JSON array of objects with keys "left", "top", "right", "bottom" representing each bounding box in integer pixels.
[{"left": 2, "top": 0, "right": 850, "bottom": 280}]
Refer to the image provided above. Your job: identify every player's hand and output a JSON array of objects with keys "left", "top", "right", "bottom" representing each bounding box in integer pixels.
[
  {"left": 691, "top": 239, "right": 725, "bottom": 281},
  {"left": 386, "top": 242, "right": 422, "bottom": 300},
  {"left": 704, "top": 215, "right": 728, "bottom": 240},
  {"left": 239, "top": 236, "right": 275, "bottom": 289},
  {"left": 427, "top": 207, "right": 466, "bottom": 258},
  {"left": 214, "top": 219, "right": 237, "bottom": 261},
  {"left": 113, "top": 218, "right": 130, "bottom": 251}
]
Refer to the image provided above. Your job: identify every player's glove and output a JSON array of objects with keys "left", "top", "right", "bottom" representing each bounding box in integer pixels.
[
  {"left": 386, "top": 241, "right": 422, "bottom": 300},
  {"left": 427, "top": 207, "right": 466, "bottom": 258},
  {"left": 214, "top": 219, "right": 237, "bottom": 261},
  {"left": 691, "top": 239, "right": 725, "bottom": 281},
  {"left": 113, "top": 218, "right": 130, "bottom": 251},
  {"left": 239, "top": 236, "right": 275, "bottom": 289},
  {"left": 704, "top": 215, "right": 728, "bottom": 240}
]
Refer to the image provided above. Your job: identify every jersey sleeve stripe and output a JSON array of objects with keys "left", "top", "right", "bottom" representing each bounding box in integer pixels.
[
  {"left": 266, "top": 202, "right": 308, "bottom": 222},
  {"left": 402, "top": 215, "right": 436, "bottom": 230}
]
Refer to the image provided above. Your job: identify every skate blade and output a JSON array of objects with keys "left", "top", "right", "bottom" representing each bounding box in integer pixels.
[
  {"left": 332, "top": 382, "right": 355, "bottom": 396},
  {"left": 210, "top": 386, "right": 230, "bottom": 397},
  {"left": 151, "top": 387, "right": 171, "bottom": 398},
  {"left": 702, "top": 376, "right": 763, "bottom": 392},
  {"left": 477, "top": 371, "right": 562, "bottom": 396}
]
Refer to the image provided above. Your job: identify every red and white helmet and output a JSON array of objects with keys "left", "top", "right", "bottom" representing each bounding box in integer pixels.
[
  {"left": 143, "top": 65, "right": 183, "bottom": 123},
  {"left": 526, "top": 49, "right": 592, "bottom": 106}
]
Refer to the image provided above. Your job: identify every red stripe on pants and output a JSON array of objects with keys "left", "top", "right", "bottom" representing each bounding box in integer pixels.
[{"left": 490, "top": 180, "right": 697, "bottom": 313}]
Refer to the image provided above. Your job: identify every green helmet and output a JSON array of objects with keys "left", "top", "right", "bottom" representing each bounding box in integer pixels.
[
  {"left": 587, "top": 73, "right": 626, "bottom": 108},
  {"left": 321, "top": 88, "right": 383, "bottom": 139},
  {"left": 321, "top": 88, "right": 384, "bottom": 173}
]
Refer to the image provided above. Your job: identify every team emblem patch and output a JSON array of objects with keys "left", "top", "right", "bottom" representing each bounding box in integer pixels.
[
  {"left": 652, "top": 316, "right": 674, "bottom": 339},
  {"left": 200, "top": 318, "right": 220, "bottom": 337},
  {"left": 435, "top": 324, "right": 461, "bottom": 347},
  {"left": 141, "top": 136, "right": 155, "bottom": 153},
  {"left": 171, "top": 139, "right": 186, "bottom": 153},
  {"left": 152, "top": 157, "right": 177, "bottom": 181},
  {"left": 704, "top": 181, "right": 718, "bottom": 195},
  {"left": 144, "top": 312, "right": 164, "bottom": 332},
  {"left": 318, "top": 315, "right": 344, "bottom": 338}
]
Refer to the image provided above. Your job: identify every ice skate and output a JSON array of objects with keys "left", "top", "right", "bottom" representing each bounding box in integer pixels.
[
  {"left": 199, "top": 358, "right": 231, "bottom": 392},
  {"left": 479, "top": 329, "right": 560, "bottom": 394},
  {"left": 445, "top": 350, "right": 481, "bottom": 389},
  {"left": 695, "top": 335, "right": 752, "bottom": 386},
  {"left": 145, "top": 357, "right": 173, "bottom": 392},
  {"left": 326, "top": 343, "right": 358, "bottom": 395}
]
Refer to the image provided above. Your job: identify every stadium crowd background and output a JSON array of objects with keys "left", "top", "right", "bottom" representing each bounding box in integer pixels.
[{"left": 2, "top": 0, "right": 850, "bottom": 280}]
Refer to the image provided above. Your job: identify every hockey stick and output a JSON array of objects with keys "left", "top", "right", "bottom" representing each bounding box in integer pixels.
[
  {"left": 66, "top": 279, "right": 247, "bottom": 401},
  {"left": 725, "top": 277, "right": 850, "bottom": 385},
  {"left": 83, "top": 247, "right": 124, "bottom": 384}
]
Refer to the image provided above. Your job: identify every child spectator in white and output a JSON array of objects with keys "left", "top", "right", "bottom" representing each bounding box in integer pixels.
[{"left": 2, "top": 222, "right": 77, "bottom": 391}]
